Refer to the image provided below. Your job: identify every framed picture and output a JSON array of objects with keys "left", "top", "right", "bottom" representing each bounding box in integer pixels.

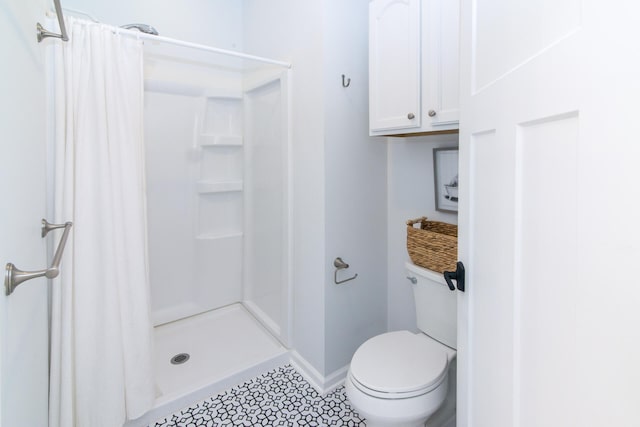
[{"left": 433, "top": 147, "right": 459, "bottom": 213}]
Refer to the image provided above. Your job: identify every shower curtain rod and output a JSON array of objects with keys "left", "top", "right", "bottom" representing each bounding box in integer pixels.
[
  {"left": 59, "top": 7, "right": 291, "bottom": 69},
  {"left": 128, "top": 30, "right": 292, "bottom": 69},
  {"left": 54, "top": 7, "right": 291, "bottom": 68}
]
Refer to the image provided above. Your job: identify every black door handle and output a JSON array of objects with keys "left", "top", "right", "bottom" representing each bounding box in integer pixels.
[{"left": 443, "top": 261, "right": 465, "bottom": 292}]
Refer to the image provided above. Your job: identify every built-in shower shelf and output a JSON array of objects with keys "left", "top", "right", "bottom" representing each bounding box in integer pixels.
[
  {"left": 199, "top": 134, "right": 243, "bottom": 147},
  {"left": 197, "top": 180, "right": 243, "bottom": 194},
  {"left": 196, "top": 232, "right": 243, "bottom": 241}
]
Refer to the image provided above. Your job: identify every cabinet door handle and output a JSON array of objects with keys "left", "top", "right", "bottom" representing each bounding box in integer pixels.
[
  {"left": 428, "top": 110, "right": 437, "bottom": 117},
  {"left": 407, "top": 113, "right": 415, "bottom": 120}
]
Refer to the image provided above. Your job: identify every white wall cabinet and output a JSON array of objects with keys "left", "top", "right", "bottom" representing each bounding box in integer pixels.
[{"left": 369, "top": 0, "right": 459, "bottom": 136}]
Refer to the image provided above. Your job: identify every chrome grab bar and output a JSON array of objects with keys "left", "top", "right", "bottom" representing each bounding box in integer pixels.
[{"left": 5, "top": 219, "right": 73, "bottom": 296}]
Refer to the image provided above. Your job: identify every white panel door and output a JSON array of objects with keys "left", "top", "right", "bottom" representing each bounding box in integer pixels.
[
  {"left": 0, "top": 0, "right": 49, "bottom": 426},
  {"left": 458, "top": 1, "right": 640, "bottom": 426}
]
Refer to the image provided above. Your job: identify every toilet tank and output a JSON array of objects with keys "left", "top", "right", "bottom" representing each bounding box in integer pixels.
[{"left": 406, "top": 262, "right": 457, "bottom": 349}]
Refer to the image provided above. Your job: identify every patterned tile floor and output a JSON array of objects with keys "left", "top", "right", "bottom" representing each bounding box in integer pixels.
[{"left": 151, "top": 365, "right": 366, "bottom": 426}]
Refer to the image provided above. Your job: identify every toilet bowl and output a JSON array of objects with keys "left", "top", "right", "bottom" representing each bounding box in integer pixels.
[{"left": 345, "top": 331, "right": 455, "bottom": 427}]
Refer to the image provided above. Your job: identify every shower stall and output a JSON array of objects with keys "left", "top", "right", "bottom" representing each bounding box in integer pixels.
[{"left": 139, "top": 39, "right": 292, "bottom": 415}]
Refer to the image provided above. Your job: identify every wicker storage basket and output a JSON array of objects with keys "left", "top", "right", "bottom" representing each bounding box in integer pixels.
[{"left": 406, "top": 216, "right": 458, "bottom": 273}]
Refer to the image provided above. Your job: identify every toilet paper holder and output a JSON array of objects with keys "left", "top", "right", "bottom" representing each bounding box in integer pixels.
[{"left": 334, "top": 257, "right": 358, "bottom": 285}]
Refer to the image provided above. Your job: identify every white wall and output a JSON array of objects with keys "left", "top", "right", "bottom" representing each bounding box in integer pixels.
[
  {"left": 58, "top": 0, "right": 441, "bottom": 380},
  {"left": 1, "top": 1, "right": 49, "bottom": 425},
  {"left": 62, "top": 0, "right": 242, "bottom": 49},
  {"left": 387, "top": 135, "right": 458, "bottom": 332},
  {"left": 323, "top": 0, "right": 388, "bottom": 375},
  {"left": 243, "top": 0, "right": 327, "bottom": 374},
  {"left": 244, "top": 0, "right": 388, "bottom": 379}
]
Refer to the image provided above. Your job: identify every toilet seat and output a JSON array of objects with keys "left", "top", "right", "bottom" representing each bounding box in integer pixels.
[{"left": 349, "top": 331, "right": 449, "bottom": 399}]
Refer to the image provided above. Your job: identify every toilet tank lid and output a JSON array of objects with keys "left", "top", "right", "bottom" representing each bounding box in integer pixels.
[{"left": 350, "top": 331, "right": 449, "bottom": 394}]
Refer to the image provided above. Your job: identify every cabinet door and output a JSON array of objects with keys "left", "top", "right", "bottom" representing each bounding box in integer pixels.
[
  {"left": 369, "top": 0, "right": 421, "bottom": 132},
  {"left": 424, "top": 0, "right": 459, "bottom": 126}
]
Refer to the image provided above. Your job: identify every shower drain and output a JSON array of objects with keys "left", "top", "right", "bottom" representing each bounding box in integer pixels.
[{"left": 170, "top": 353, "right": 190, "bottom": 365}]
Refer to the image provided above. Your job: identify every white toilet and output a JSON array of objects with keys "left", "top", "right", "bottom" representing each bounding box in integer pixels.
[{"left": 345, "top": 263, "right": 457, "bottom": 427}]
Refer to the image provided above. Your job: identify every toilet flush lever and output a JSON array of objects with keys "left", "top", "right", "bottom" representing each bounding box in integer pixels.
[
  {"left": 334, "top": 257, "right": 358, "bottom": 285},
  {"left": 443, "top": 261, "right": 465, "bottom": 292}
]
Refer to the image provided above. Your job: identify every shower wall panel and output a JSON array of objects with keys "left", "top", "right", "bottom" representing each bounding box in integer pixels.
[
  {"left": 143, "top": 54, "right": 290, "bottom": 336},
  {"left": 144, "top": 60, "right": 244, "bottom": 326},
  {"left": 243, "top": 72, "right": 291, "bottom": 346}
]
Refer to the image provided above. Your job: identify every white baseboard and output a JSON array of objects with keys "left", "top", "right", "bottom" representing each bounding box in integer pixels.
[
  {"left": 289, "top": 351, "right": 349, "bottom": 395},
  {"left": 322, "top": 364, "right": 349, "bottom": 394}
]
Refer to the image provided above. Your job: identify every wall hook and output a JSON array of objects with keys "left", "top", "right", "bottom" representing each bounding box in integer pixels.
[
  {"left": 334, "top": 257, "right": 358, "bottom": 284},
  {"left": 341, "top": 74, "right": 351, "bottom": 88}
]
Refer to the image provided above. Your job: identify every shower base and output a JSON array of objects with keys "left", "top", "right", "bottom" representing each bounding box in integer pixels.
[{"left": 126, "top": 303, "right": 288, "bottom": 426}]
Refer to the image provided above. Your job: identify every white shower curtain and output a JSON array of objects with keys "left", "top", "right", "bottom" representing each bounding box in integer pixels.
[{"left": 49, "top": 17, "right": 155, "bottom": 426}]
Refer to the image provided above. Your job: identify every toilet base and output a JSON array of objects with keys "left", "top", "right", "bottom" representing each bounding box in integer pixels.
[
  {"left": 345, "top": 374, "right": 447, "bottom": 427},
  {"left": 425, "top": 360, "right": 456, "bottom": 427},
  {"left": 346, "top": 358, "right": 457, "bottom": 427}
]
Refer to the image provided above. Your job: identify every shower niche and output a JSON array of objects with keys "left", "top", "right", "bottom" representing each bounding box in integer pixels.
[{"left": 143, "top": 49, "right": 291, "bottom": 349}]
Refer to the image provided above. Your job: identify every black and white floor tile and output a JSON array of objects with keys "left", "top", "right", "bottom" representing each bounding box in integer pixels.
[{"left": 151, "top": 365, "right": 366, "bottom": 426}]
